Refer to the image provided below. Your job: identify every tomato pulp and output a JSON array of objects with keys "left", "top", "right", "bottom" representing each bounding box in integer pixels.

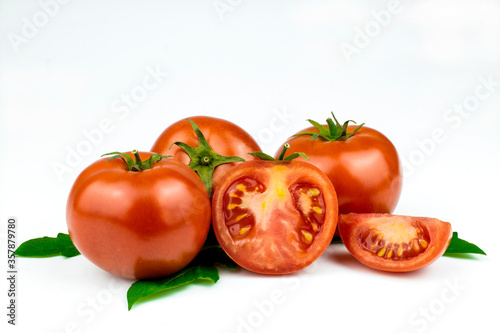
[
  {"left": 212, "top": 160, "right": 338, "bottom": 274},
  {"left": 339, "top": 213, "right": 452, "bottom": 272}
]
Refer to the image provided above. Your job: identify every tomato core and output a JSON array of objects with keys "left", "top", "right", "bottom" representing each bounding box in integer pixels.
[
  {"left": 359, "top": 221, "right": 430, "bottom": 260},
  {"left": 213, "top": 160, "right": 338, "bottom": 274},
  {"left": 222, "top": 177, "right": 329, "bottom": 253}
]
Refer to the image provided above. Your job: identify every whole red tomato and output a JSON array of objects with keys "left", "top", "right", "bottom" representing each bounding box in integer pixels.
[
  {"left": 212, "top": 146, "right": 338, "bottom": 274},
  {"left": 278, "top": 114, "right": 402, "bottom": 215},
  {"left": 151, "top": 116, "right": 262, "bottom": 195},
  {"left": 66, "top": 151, "right": 211, "bottom": 280}
]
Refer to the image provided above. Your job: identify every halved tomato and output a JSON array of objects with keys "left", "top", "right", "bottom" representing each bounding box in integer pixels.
[
  {"left": 338, "top": 213, "right": 452, "bottom": 272},
  {"left": 212, "top": 160, "right": 338, "bottom": 274}
]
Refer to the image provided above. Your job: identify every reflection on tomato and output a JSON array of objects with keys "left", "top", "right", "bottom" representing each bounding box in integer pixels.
[
  {"left": 339, "top": 213, "right": 452, "bottom": 272},
  {"left": 66, "top": 151, "right": 211, "bottom": 280},
  {"left": 212, "top": 160, "right": 338, "bottom": 274}
]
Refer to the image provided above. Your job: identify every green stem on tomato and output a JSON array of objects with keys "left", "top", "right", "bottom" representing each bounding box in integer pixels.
[
  {"left": 102, "top": 150, "right": 170, "bottom": 172},
  {"left": 171, "top": 119, "right": 246, "bottom": 198},
  {"left": 248, "top": 144, "right": 309, "bottom": 162},
  {"left": 277, "top": 144, "right": 290, "bottom": 161},
  {"left": 292, "top": 112, "right": 365, "bottom": 141},
  {"left": 132, "top": 150, "right": 142, "bottom": 165}
]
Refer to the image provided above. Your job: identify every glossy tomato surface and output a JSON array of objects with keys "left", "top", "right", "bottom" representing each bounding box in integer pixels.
[
  {"left": 212, "top": 160, "right": 338, "bottom": 274},
  {"left": 151, "top": 116, "right": 262, "bottom": 192},
  {"left": 339, "top": 213, "right": 452, "bottom": 272},
  {"left": 66, "top": 152, "right": 211, "bottom": 280},
  {"left": 279, "top": 125, "right": 402, "bottom": 214}
]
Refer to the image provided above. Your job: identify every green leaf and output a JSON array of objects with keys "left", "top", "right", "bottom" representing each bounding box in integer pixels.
[
  {"left": 127, "top": 246, "right": 237, "bottom": 310},
  {"left": 14, "top": 233, "right": 80, "bottom": 258},
  {"left": 127, "top": 265, "right": 219, "bottom": 310},
  {"left": 444, "top": 232, "right": 486, "bottom": 256}
]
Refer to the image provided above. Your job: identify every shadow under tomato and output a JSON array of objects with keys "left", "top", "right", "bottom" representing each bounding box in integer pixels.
[
  {"left": 442, "top": 253, "right": 484, "bottom": 260},
  {"left": 328, "top": 244, "right": 429, "bottom": 279}
]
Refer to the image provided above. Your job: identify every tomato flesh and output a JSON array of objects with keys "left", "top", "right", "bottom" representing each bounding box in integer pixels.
[
  {"left": 359, "top": 220, "right": 430, "bottom": 260},
  {"left": 213, "top": 161, "right": 338, "bottom": 274},
  {"left": 339, "top": 213, "right": 452, "bottom": 272}
]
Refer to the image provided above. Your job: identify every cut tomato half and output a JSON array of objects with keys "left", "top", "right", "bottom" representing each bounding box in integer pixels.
[
  {"left": 212, "top": 160, "right": 338, "bottom": 274},
  {"left": 339, "top": 213, "right": 452, "bottom": 272}
]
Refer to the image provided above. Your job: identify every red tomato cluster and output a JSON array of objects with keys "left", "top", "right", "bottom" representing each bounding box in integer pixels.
[{"left": 66, "top": 114, "right": 452, "bottom": 279}]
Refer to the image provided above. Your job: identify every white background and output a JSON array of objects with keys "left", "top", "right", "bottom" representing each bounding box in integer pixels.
[{"left": 1, "top": 0, "right": 499, "bottom": 332}]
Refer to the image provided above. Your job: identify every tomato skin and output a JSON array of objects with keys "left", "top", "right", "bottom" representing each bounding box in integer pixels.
[
  {"left": 339, "top": 213, "right": 452, "bottom": 272},
  {"left": 66, "top": 152, "right": 211, "bottom": 280},
  {"left": 151, "top": 116, "right": 262, "bottom": 192},
  {"left": 278, "top": 125, "right": 402, "bottom": 214},
  {"left": 212, "top": 160, "right": 338, "bottom": 274}
]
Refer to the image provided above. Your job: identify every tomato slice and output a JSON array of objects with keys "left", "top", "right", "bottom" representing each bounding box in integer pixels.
[
  {"left": 212, "top": 160, "right": 338, "bottom": 274},
  {"left": 339, "top": 213, "right": 452, "bottom": 272}
]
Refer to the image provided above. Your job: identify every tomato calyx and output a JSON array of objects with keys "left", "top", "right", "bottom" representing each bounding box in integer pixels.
[
  {"left": 293, "top": 112, "right": 365, "bottom": 142},
  {"left": 248, "top": 143, "right": 309, "bottom": 161},
  {"left": 101, "top": 150, "right": 170, "bottom": 171},
  {"left": 171, "top": 119, "right": 246, "bottom": 197}
]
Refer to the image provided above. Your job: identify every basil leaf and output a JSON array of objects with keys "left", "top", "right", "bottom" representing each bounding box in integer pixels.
[
  {"left": 127, "top": 246, "right": 238, "bottom": 310},
  {"left": 14, "top": 233, "right": 80, "bottom": 258},
  {"left": 444, "top": 232, "right": 486, "bottom": 256}
]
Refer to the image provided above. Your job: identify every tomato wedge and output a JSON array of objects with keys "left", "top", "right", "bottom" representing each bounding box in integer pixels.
[
  {"left": 212, "top": 160, "right": 338, "bottom": 274},
  {"left": 338, "top": 213, "right": 452, "bottom": 272}
]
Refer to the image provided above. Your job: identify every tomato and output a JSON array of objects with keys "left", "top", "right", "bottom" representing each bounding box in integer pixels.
[
  {"left": 66, "top": 151, "right": 211, "bottom": 280},
  {"left": 151, "top": 116, "right": 262, "bottom": 194},
  {"left": 212, "top": 152, "right": 338, "bottom": 274},
  {"left": 338, "top": 213, "right": 452, "bottom": 272},
  {"left": 277, "top": 115, "right": 402, "bottom": 215}
]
